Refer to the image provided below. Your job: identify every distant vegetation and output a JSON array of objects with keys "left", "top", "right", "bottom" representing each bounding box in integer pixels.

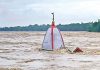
[
  {"left": 0, "top": 23, "right": 90, "bottom": 31},
  {"left": 0, "top": 20, "right": 100, "bottom": 32},
  {"left": 88, "top": 20, "right": 100, "bottom": 32},
  {"left": 57, "top": 23, "right": 90, "bottom": 31}
]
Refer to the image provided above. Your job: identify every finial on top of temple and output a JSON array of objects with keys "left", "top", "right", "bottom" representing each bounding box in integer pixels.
[
  {"left": 51, "top": 13, "right": 54, "bottom": 22},
  {"left": 51, "top": 13, "right": 55, "bottom": 27}
]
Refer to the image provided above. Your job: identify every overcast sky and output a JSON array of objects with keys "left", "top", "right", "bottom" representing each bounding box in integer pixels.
[{"left": 0, "top": 0, "right": 100, "bottom": 27}]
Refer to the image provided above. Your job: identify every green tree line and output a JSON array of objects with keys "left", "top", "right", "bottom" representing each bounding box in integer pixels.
[
  {"left": 0, "top": 23, "right": 90, "bottom": 31},
  {"left": 88, "top": 20, "right": 100, "bottom": 32},
  {"left": 0, "top": 21, "right": 100, "bottom": 32}
]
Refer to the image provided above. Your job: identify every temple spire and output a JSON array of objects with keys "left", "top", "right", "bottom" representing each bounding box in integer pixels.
[
  {"left": 51, "top": 13, "right": 54, "bottom": 22},
  {"left": 51, "top": 13, "right": 55, "bottom": 27}
]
